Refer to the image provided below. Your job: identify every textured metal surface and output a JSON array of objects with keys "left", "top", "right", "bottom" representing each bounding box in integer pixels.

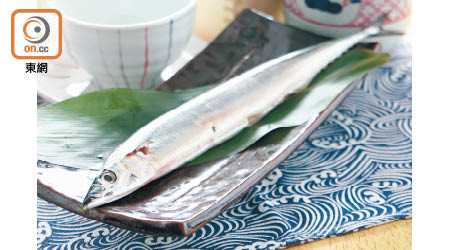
[{"left": 37, "top": 9, "right": 378, "bottom": 236}]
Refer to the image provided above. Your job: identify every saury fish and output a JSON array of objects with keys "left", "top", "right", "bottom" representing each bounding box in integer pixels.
[{"left": 82, "top": 24, "right": 382, "bottom": 210}]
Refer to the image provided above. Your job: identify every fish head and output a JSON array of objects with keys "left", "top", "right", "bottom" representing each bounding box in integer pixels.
[{"left": 82, "top": 155, "right": 155, "bottom": 210}]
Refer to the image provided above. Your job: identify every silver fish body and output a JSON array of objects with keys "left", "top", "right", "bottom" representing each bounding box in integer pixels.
[{"left": 82, "top": 25, "right": 380, "bottom": 210}]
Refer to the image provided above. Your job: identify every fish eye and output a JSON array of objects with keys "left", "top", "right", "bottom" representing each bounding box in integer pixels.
[{"left": 101, "top": 170, "right": 117, "bottom": 183}]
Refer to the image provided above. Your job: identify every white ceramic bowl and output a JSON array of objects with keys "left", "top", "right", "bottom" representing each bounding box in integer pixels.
[
  {"left": 47, "top": 0, "right": 197, "bottom": 89},
  {"left": 283, "top": 0, "right": 411, "bottom": 38}
]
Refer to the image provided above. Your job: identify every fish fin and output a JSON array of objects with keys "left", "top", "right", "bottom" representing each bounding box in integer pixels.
[
  {"left": 247, "top": 113, "right": 264, "bottom": 126},
  {"left": 290, "top": 85, "right": 310, "bottom": 95}
]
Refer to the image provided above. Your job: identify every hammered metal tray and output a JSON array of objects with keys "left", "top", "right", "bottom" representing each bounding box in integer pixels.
[{"left": 37, "top": 9, "right": 379, "bottom": 236}]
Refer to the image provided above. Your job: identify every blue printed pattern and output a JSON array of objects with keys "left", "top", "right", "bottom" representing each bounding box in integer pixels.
[
  {"left": 305, "top": 0, "right": 361, "bottom": 14},
  {"left": 37, "top": 43, "right": 411, "bottom": 250}
]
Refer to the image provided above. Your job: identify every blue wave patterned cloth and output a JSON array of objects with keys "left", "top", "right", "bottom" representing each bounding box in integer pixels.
[{"left": 37, "top": 42, "right": 411, "bottom": 250}]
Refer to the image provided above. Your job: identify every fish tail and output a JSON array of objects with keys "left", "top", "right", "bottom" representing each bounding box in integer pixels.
[
  {"left": 365, "top": 12, "right": 405, "bottom": 37},
  {"left": 366, "top": 12, "right": 389, "bottom": 29}
]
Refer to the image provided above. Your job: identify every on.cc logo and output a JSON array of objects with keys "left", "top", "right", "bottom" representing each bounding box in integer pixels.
[
  {"left": 23, "top": 16, "right": 50, "bottom": 44},
  {"left": 11, "top": 9, "right": 61, "bottom": 59}
]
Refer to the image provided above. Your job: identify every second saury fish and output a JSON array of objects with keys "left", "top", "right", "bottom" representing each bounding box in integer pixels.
[{"left": 82, "top": 24, "right": 382, "bottom": 210}]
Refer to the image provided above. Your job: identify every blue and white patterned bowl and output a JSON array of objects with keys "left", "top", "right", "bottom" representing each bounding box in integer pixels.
[
  {"left": 283, "top": 0, "right": 411, "bottom": 38},
  {"left": 47, "top": 0, "right": 197, "bottom": 89}
]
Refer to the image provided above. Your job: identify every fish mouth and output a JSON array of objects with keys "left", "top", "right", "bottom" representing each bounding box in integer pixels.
[
  {"left": 82, "top": 179, "right": 107, "bottom": 210},
  {"left": 81, "top": 172, "right": 145, "bottom": 210},
  {"left": 82, "top": 167, "right": 122, "bottom": 210},
  {"left": 82, "top": 186, "right": 139, "bottom": 210},
  {"left": 82, "top": 198, "right": 97, "bottom": 210},
  {"left": 82, "top": 197, "right": 107, "bottom": 210},
  {"left": 82, "top": 189, "right": 119, "bottom": 210}
]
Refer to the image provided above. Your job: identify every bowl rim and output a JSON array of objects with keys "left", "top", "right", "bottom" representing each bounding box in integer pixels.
[{"left": 46, "top": 0, "right": 197, "bottom": 30}]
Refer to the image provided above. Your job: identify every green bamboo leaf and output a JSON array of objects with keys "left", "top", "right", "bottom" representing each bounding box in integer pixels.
[
  {"left": 38, "top": 87, "right": 212, "bottom": 169},
  {"left": 38, "top": 49, "right": 389, "bottom": 170},
  {"left": 188, "top": 49, "right": 390, "bottom": 165}
]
